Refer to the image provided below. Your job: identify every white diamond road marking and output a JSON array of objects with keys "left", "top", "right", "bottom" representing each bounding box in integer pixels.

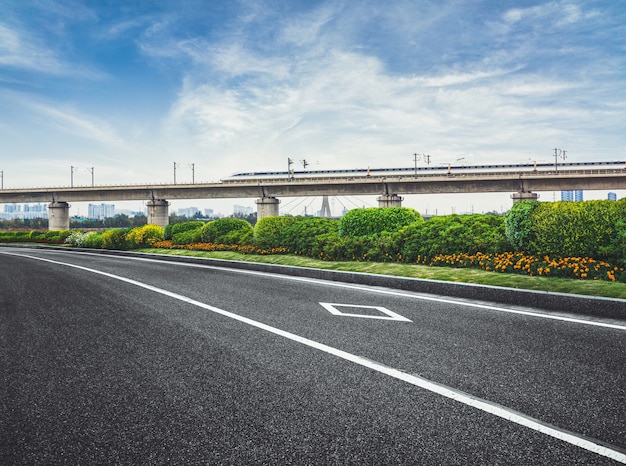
[{"left": 319, "top": 302, "right": 412, "bottom": 322}]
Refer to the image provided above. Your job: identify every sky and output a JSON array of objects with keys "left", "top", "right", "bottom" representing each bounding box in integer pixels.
[{"left": 1, "top": 0, "right": 625, "bottom": 216}]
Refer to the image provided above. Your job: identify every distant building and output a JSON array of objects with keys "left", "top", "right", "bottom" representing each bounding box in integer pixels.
[
  {"left": 0, "top": 203, "right": 48, "bottom": 220},
  {"left": 561, "top": 190, "right": 583, "bottom": 202},
  {"left": 88, "top": 203, "right": 115, "bottom": 220},
  {"left": 115, "top": 209, "right": 145, "bottom": 217},
  {"left": 204, "top": 208, "right": 214, "bottom": 217},
  {"left": 177, "top": 207, "right": 200, "bottom": 218},
  {"left": 608, "top": 192, "right": 617, "bottom": 201},
  {"left": 233, "top": 204, "right": 253, "bottom": 216}
]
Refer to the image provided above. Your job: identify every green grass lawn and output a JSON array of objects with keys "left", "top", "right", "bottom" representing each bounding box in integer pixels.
[{"left": 137, "top": 248, "right": 626, "bottom": 300}]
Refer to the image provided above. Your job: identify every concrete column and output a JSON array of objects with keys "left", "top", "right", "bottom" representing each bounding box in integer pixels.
[
  {"left": 147, "top": 199, "right": 170, "bottom": 228},
  {"left": 256, "top": 196, "right": 280, "bottom": 219},
  {"left": 377, "top": 194, "right": 403, "bottom": 208},
  {"left": 511, "top": 191, "right": 539, "bottom": 203},
  {"left": 48, "top": 201, "right": 70, "bottom": 230}
]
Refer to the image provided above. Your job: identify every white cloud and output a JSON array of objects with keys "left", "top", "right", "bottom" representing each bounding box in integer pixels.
[
  {"left": 502, "top": 1, "right": 592, "bottom": 28},
  {"left": 279, "top": 4, "right": 337, "bottom": 47},
  {"left": 417, "top": 68, "right": 518, "bottom": 88},
  {"left": 0, "top": 21, "right": 106, "bottom": 79},
  {"left": 99, "top": 18, "right": 145, "bottom": 41},
  {"left": 9, "top": 94, "right": 128, "bottom": 148},
  {"left": 0, "top": 23, "right": 65, "bottom": 74}
]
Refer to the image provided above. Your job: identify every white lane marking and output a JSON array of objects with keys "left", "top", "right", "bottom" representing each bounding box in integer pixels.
[
  {"left": 32, "top": 249, "right": 626, "bottom": 331},
  {"left": 320, "top": 302, "right": 412, "bottom": 322},
  {"left": 4, "top": 250, "right": 626, "bottom": 463}
]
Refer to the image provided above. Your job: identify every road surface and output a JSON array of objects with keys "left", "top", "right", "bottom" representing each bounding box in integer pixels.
[{"left": 1, "top": 247, "right": 625, "bottom": 465}]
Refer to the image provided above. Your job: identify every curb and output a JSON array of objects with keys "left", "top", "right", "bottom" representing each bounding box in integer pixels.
[{"left": 5, "top": 244, "right": 623, "bottom": 320}]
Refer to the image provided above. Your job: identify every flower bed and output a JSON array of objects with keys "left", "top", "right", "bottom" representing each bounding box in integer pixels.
[
  {"left": 152, "top": 240, "right": 288, "bottom": 255},
  {"left": 420, "top": 252, "right": 625, "bottom": 282}
]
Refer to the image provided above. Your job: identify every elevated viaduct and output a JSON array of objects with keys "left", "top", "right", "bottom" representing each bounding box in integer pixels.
[{"left": 1, "top": 167, "right": 625, "bottom": 229}]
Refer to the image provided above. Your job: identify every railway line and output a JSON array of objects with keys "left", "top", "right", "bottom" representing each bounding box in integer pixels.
[{"left": 222, "top": 160, "right": 626, "bottom": 182}]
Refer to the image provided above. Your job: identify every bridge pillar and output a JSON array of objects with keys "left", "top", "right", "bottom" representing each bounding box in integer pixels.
[
  {"left": 147, "top": 199, "right": 170, "bottom": 228},
  {"left": 377, "top": 194, "right": 403, "bottom": 208},
  {"left": 256, "top": 197, "right": 280, "bottom": 219},
  {"left": 511, "top": 191, "right": 539, "bottom": 203},
  {"left": 48, "top": 201, "right": 70, "bottom": 230}
]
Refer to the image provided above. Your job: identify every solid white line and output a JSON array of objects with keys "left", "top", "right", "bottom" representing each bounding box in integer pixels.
[
  {"left": 4, "top": 250, "right": 626, "bottom": 463},
  {"left": 51, "top": 250, "right": 626, "bottom": 331}
]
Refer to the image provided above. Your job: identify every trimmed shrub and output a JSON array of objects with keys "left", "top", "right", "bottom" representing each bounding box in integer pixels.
[
  {"left": 101, "top": 228, "right": 132, "bottom": 250},
  {"left": 308, "top": 232, "right": 339, "bottom": 260},
  {"left": 29, "top": 230, "right": 45, "bottom": 240},
  {"left": 528, "top": 199, "right": 626, "bottom": 259},
  {"left": 65, "top": 231, "right": 89, "bottom": 247},
  {"left": 0, "top": 231, "right": 31, "bottom": 242},
  {"left": 399, "top": 214, "right": 509, "bottom": 261},
  {"left": 254, "top": 216, "right": 298, "bottom": 249},
  {"left": 165, "top": 221, "right": 205, "bottom": 240},
  {"left": 44, "top": 230, "right": 72, "bottom": 243},
  {"left": 83, "top": 232, "right": 104, "bottom": 249},
  {"left": 281, "top": 217, "right": 339, "bottom": 255},
  {"left": 504, "top": 200, "right": 540, "bottom": 251},
  {"left": 172, "top": 228, "right": 202, "bottom": 245},
  {"left": 364, "top": 233, "right": 402, "bottom": 262},
  {"left": 338, "top": 207, "right": 423, "bottom": 237},
  {"left": 200, "top": 218, "right": 253, "bottom": 245},
  {"left": 604, "top": 220, "right": 626, "bottom": 267},
  {"left": 314, "top": 232, "right": 366, "bottom": 261},
  {"left": 126, "top": 224, "right": 165, "bottom": 248},
  {"left": 164, "top": 223, "right": 175, "bottom": 240}
]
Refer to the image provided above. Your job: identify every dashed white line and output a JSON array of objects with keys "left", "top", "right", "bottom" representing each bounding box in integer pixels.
[{"left": 4, "top": 250, "right": 626, "bottom": 463}]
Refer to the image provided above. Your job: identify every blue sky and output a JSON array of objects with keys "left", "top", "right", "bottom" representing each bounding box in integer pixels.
[{"left": 1, "top": 0, "right": 625, "bottom": 215}]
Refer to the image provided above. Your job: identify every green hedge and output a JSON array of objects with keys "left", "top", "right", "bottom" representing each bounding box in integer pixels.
[
  {"left": 165, "top": 221, "right": 205, "bottom": 240},
  {"left": 101, "top": 228, "right": 132, "bottom": 250},
  {"left": 338, "top": 207, "right": 423, "bottom": 237},
  {"left": 200, "top": 218, "right": 253, "bottom": 245},
  {"left": 4, "top": 200, "right": 624, "bottom": 277},
  {"left": 399, "top": 214, "right": 509, "bottom": 262},
  {"left": 254, "top": 216, "right": 298, "bottom": 249},
  {"left": 172, "top": 228, "right": 203, "bottom": 245},
  {"left": 126, "top": 224, "right": 164, "bottom": 248},
  {"left": 504, "top": 200, "right": 539, "bottom": 251},
  {"left": 505, "top": 199, "right": 626, "bottom": 264},
  {"left": 281, "top": 217, "right": 338, "bottom": 255}
]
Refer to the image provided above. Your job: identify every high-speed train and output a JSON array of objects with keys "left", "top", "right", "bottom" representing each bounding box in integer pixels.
[{"left": 223, "top": 160, "right": 626, "bottom": 181}]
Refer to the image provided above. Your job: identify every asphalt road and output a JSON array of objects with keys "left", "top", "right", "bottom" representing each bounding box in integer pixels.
[{"left": 1, "top": 247, "right": 625, "bottom": 465}]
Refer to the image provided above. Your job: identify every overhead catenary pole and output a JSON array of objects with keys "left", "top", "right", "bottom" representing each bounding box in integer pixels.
[
  {"left": 288, "top": 158, "right": 294, "bottom": 180},
  {"left": 173, "top": 162, "right": 178, "bottom": 184},
  {"left": 189, "top": 163, "right": 195, "bottom": 184},
  {"left": 413, "top": 153, "right": 432, "bottom": 175},
  {"left": 87, "top": 167, "right": 94, "bottom": 187},
  {"left": 553, "top": 148, "right": 567, "bottom": 172}
]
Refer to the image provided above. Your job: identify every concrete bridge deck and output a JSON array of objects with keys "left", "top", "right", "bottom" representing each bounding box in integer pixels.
[
  {"left": 1, "top": 168, "right": 625, "bottom": 229},
  {"left": 1, "top": 168, "right": 625, "bottom": 202}
]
